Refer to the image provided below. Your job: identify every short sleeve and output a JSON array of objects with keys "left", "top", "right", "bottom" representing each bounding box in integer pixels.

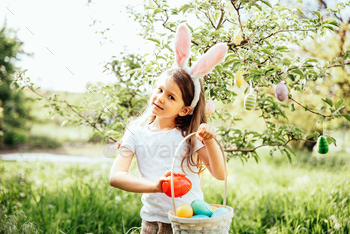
[
  {"left": 120, "top": 129, "right": 136, "bottom": 154},
  {"left": 194, "top": 137, "right": 205, "bottom": 152}
]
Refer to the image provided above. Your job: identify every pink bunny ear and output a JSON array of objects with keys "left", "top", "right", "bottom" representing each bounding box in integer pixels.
[
  {"left": 190, "top": 43, "right": 228, "bottom": 77},
  {"left": 175, "top": 24, "right": 191, "bottom": 68}
]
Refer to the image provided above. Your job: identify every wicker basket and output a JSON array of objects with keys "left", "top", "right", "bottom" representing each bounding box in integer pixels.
[{"left": 168, "top": 132, "right": 234, "bottom": 234}]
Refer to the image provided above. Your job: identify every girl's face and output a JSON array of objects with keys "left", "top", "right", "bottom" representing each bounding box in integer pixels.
[{"left": 150, "top": 77, "right": 192, "bottom": 118}]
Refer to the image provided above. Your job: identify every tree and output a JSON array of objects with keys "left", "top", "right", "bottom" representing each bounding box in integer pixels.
[
  {"left": 0, "top": 22, "right": 31, "bottom": 149},
  {"left": 14, "top": 0, "right": 350, "bottom": 161}
]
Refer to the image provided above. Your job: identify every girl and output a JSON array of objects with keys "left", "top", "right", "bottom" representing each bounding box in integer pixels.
[{"left": 109, "top": 24, "right": 228, "bottom": 234}]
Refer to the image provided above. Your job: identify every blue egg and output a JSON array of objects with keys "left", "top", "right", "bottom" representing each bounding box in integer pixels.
[
  {"left": 190, "top": 214, "right": 210, "bottom": 219},
  {"left": 211, "top": 207, "right": 230, "bottom": 218}
]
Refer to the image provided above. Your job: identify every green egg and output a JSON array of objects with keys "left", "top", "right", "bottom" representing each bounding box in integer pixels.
[{"left": 190, "top": 199, "right": 213, "bottom": 216}]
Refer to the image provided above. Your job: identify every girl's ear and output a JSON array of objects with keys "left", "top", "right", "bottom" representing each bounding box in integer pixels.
[
  {"left": 175, "top": 24, "right": 191, "bottom": 68},
  {"left": 190, "top": 43, "right": 228, "bottom": 77},
  {"left": 179, "top": 106, "right": 193, "bottom": 116}
]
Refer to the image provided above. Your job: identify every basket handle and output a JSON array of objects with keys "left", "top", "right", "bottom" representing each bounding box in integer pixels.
[{"left": 170, "top": 132, "right": 227, "bottom": 217}]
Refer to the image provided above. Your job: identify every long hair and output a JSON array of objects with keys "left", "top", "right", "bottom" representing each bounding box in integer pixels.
[{"left": 125, "top": 67, "right": 207, "bottom": 176}]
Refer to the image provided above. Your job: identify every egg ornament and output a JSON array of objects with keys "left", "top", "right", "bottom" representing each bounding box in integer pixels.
[
  {"left": 317, "top": 136, "right": 329, "bottom": 154},
  {"left": 235, "top": 71, "right": 244, "bottom": 87},
  {"left": 234, "top": 32, "right": 243, "bottom": 45},
  {"left": 275, "top": 81, "right": 288, "bottom": 101},
  {"left": 244, "top": 93, "right": 256, "bottom": 111},
  {"left": 211, "top": 207, "right": 230, "bottom": 218},
  {"left": 190, "top": 199, "right": 213, "bottom": 216},
  {"left": 205, "top": 100, "right": 215, "bottom": 115},
  {"left": 176, "top": 204, "right": 193, "bottom": 218}
]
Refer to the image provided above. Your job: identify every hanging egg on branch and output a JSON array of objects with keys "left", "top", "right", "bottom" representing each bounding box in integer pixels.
[
  {"left": 234, "top": 31, "right": 243, "bottom": 45},
  {"left": 244, "top": 93, "right": 256, "bottom": 111},
  {"left": 275, "top": 81, "right": 288, "bottom": 101},
  {"left": 205, "top": 100, "right": 215, "bottom": 115},
  {"left": 317, "top": 136, "right": 329, "bottom": 154},
  {"left": 235, "top": 71, "right": 244, "bottom": 87}
]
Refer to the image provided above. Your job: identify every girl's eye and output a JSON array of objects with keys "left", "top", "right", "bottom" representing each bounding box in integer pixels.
[{"left": 158, "top": 88, "right": 175, "bottom": 100}]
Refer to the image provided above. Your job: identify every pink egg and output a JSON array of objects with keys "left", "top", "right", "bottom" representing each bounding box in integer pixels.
[
  {"left": 205, "top": 100, "right": 215, "bottom": 115},
  {"left": 275, "top": 82, "right": 288, "bottom": 101}
]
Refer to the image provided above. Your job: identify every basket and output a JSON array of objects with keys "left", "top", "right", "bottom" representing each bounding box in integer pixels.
[{"left": 168, "top": 132, "right": 234, "bottom": 234}]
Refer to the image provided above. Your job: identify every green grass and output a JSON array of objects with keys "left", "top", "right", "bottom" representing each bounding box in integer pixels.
[{"left": 1, "top": 150, "right": 349, "bottom": 233}]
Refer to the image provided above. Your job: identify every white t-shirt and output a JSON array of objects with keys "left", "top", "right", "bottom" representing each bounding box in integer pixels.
[{"left": 120, "top": 124, "right": 205, "bottom": 223}]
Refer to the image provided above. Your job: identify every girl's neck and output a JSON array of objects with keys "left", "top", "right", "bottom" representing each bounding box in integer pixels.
[{"left": 149, "top": 116, "right": 176, "bottom": 131}]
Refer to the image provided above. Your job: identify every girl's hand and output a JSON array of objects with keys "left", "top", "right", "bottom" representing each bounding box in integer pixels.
[
  {"left": 196, "top": 123, "right": 216, "bottom": 143},
  {"left": 115, "top": 141, "right": 122, "bottom": 150},
  {"left": 154, "top": 171, "right": 186, "bottom": 193}
]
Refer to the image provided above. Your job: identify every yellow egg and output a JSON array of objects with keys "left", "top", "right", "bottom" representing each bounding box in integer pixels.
[
  {"left": 210, "top": 205, "right": 218, "bottom": 211},
  {"left": 234, "top": 32, "right": 243, "bottom": 45},
  {"left": 235, "top": 71, "right": 244, "bottom": 87},
  {"left": 176, "top": 204, "right": 193, "bottom": 218}
]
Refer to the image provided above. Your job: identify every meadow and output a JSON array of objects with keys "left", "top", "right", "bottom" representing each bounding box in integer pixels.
[{"left": 1, "top": 149, "right": 349, "bottom": 234}]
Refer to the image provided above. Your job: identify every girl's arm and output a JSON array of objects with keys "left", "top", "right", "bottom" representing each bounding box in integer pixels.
[
  {"left": 196, "top": 124, "right": 228, "bottom": 181},
  {"left": 109, "top": 147, "right": 163, "bottom": 193},
  {"left": 196, "top": 141, "right": 228, "bottom": 181}
]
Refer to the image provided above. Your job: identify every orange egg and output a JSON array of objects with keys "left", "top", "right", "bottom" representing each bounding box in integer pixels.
[{"left": 176, "top": 204, "right": 193, "bottom": 218}]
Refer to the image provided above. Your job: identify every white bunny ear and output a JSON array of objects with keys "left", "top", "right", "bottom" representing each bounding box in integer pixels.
[
  {"left": 190, "top": 43, "right": 228, "bottom": 77},
  {"left": 175, "top": 24, "right": 191, "bottom": 68}
]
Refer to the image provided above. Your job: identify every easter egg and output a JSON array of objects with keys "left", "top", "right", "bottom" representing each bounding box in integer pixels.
[
  {"left": 190, "top": 199, "right": 213, "bottom": 216},
  {"left": 190, "top": 214, "right": 210, "bottom": 219},
  {"left": 275, "top": 82, "right": 288, "bottom": 101},
  {"left": 176, "top": 204, "right": 193, "bottom": 218},
  {"left": 244, "top": 93, "right": 256, "bottom": 111},
  {"left": 205, "top": 100, "right": 215, "bottom": 115},
  {"left": 162, "top": 172, "right": 192, "bottom": 198},
  {"left": 317, "top": 136, "right": 329, "bottom": 154},
  {"left": 211, "top": 207, "right": 230, "bottom": 218},
  {"left": 234, "top": 33, "right": 243, "bottom": 45},
  {"left": 235, "top": 71, "right": 244, "bottom": 87},
  {"left": 210, "top": 205, "right": 218, "bottom": 212}
]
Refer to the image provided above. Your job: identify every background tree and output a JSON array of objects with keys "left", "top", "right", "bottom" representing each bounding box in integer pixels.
[
  {"left": 0, "top": 22, "right": 32, "bottom": 150},
  {"left": 14, "top": 0, "right": 350, "bottom": 161}
]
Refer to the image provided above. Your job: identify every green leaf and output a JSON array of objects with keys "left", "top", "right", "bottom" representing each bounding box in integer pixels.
[
  {"left": 335, "top": 98, "right": 344, "bottom": 109},
  {"left": 292, "top": 68, "right": 303, "bottom": 77},
  {"left": 179, "top": 4, "right": 191, "bottom": 14},
  {"left": 342, "top": 114, "right": 350, "bottom": 122},
  {"left": 313, "top": 10, "right": 322, "bottom": 18},
  {"left": 290, "top": 103, "right": 295, "bottom": 112},
  {"left": 322, "top": 97, "right": 333, "bottom": 107},
  {"left": 147, "top": 37, "right": 160, "bottom": 45},
  {"left": 154, "top": 8, "right": 163, "bottom": 14},
  {"left": 101, "top": 137, "right": 106, "bottom": 145},
  {"left": 323, "top": 18, "right": 339, "bottom": 27}
]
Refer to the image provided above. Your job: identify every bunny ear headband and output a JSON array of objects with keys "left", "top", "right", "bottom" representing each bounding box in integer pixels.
[{"left": 174, "top": 24, "right": 228, "bottom": 115}]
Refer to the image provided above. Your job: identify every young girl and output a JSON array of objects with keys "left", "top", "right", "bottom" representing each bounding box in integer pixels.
[{"left": 109, "top": 24, "right": 228, "bottom": 234}]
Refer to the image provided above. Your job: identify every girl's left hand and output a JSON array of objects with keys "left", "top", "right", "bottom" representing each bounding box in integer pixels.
[{"left": 196, "top": 123, "right": 216, "bottom": 143}]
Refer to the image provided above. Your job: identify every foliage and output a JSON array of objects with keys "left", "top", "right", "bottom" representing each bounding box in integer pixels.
[
  {"left": 0, "top": 22, "right": 34, "bottom": 149},
  {"left": 13, "top": 0, "right": 350, "bottom": 161},
  {"left": 1, "top": 151, "right": 349, "bottom": 233}
]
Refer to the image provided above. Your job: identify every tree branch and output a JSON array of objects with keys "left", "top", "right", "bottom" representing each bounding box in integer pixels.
[
  {"left": 258, "top": 28, "right": 315, "bottom": 43},
  {"left": 231, "top": 1, "right": 245, "bottom": 38},
  {"left": 288, "top": 95, "right": 333, "bottom": 118}
]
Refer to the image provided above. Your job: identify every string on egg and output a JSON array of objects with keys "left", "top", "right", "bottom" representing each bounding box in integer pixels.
[{"left": 318, "top": 118, "right": 329, "bottom": 154}]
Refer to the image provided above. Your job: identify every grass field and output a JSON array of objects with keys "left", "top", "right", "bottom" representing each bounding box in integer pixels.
[{"left": 1, "top": 149, "right": 349, "bottom": 233}]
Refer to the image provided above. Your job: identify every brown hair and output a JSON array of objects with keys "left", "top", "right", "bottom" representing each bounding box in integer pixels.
[{"left": 148, "top": 67, "right": 207, "bottom": 175}]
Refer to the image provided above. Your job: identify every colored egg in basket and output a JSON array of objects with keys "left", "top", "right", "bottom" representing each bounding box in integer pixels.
[{"left": 191, "top": 199, "right": 213, "bottom": 216}]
